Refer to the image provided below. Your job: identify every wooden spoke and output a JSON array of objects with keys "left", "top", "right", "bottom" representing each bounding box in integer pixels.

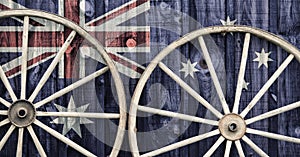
[
  {"left": 240, "top": 54, "right": 294, "bottom": 117},
  {"left": 141, "top": 129, "right": 220, "bottom": 157},
  {"left": 203, "top": 136, "right": 225, "bottom": 157},
  {"left": 28, "top": 31, "right": 77, "bottom": 102},
  {"left": 27, "top": 125, "right": 46, "bottom": 157},
  {"left": 36, "top": 111, "right": 120, "bottom": 119},
  {"left": 242, "top": 135, "right": 269, "bottom": 157},
  {"left": 16, "top": 128, "right": 24, "bottom": 157},
  {"left": 0, "top": 66, "right": 17, "bottom": 102},
  {"left": 138, "top": 105, "right": 219, "bottom": 126},
  {"left": 158, "top": 62, "right": 223, "bottom": 119},
  {"left": 0, "top": 118, "right": 10, "bottom": 127},
  {"left": 0, "top": 110, "right": 7, "bottom": 115},
  {"left": 0, "top": 97, "right": 11, "bottom": 108},
  {"left": 34, "top": 119, "right": 96, "bottom": 157},
  {"left": 21, "top": 16, "right": 29, "bottom": 99},
  {"left": 224, "top": 140, "right": 232, "bottom": 157},
  {"left": 0, "top": 125, "right": 16, "bottom": 151},
  {"left": 233, "top": 33, "right": 251, "bottom": 114},
  {"left": 235, "top": 140, "right": 245, "bottom": 157},
  {"left": 198, "top": 36, "right": 230, "bottom": 114},
  {"left": 247, "top": 128, "right": 300, "bottom": 144},
  {"left": 246, "top": 101, "right": 300, "bottom": 125},
  {"left": 34, "top": 66, "right": 109, "bottom": 108}
]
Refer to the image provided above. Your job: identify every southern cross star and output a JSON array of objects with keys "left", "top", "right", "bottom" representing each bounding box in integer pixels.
[
  {"left": 220, "top": 16, "right": 237, "bottom": 26},
  {"left": 179, "top": 59, "right": 199, "bottom": 78},
  {"left": 253, "top": 48, "right": 274, "bottom": 68},
  {"left": 51, "top": 96, "right": 93, "bottom": 138},
  {"left": 220, "top": 16, "right": 237, "bottom": 35},
  {"left": 242, "top": 80, "right": 250, "bottom": 90}
]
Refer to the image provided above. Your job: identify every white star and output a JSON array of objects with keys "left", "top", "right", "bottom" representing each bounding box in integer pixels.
[
  {"left": 253, "top": 48, "right": 274, "bottom": 68},
  {"left": 220, "top": 16, "right": 237, "bottom": 26},
  {"left": 242, "top": 80, "right": 250, "bottom": 90},
  {"left": 179, "top": 60, "right": 199, "bottom": 78},
  {"left": 51, "top": 96, "right": 93, "bottom": 138},
  {"left": 220, "top": 16, "right": 237, "bottom": 35}
]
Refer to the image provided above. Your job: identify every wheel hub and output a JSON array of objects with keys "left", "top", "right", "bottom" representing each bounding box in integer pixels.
[
  {"left": 218, "top": 113, "right": 246, "bottom": 141},
  {"left": 8, "top": 100, "right": 36, "bottom": 127}
]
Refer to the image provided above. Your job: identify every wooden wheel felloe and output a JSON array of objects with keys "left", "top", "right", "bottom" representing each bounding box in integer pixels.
[
  {"left": 128, "top": 26, "right": 300, "bottom": 157},
  {"left": 0, "top": 10, "right": 126, "bottom": 157}
]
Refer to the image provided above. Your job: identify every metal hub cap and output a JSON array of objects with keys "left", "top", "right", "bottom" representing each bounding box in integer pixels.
[
  {"left": 218, "top": 113, "right": 246, "bottom": 141},
  {"left": 8, "top": 100, "right": 36, "bottom": 127}
]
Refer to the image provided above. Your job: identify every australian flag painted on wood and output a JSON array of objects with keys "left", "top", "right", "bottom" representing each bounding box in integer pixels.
[
  {"left": 0, "top": 0, "right": 149, "bottom": 157},
  {"left": 0, "top": 0, "right": 299, "bottom": 157}
]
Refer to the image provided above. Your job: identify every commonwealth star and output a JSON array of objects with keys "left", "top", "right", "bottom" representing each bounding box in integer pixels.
[{"left": 51, "top": 96, "right": 93, "bottom": 138}]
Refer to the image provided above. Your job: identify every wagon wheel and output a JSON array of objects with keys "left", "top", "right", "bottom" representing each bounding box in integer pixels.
[
  {"left": 128, "top": 26, "right": 300, "bottom": 157},
  {"left": 0, "top": 10, "right": 126, "bottom": 157}
]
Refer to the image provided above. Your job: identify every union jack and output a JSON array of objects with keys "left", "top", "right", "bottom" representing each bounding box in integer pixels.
[{"left": 0, "top": 0, "right": 150, "bottom": 79}]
